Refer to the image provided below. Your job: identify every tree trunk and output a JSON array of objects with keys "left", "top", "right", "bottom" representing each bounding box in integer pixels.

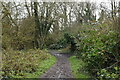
[{"left": 34, "top": 2, "right": 40, "bottom": 49}]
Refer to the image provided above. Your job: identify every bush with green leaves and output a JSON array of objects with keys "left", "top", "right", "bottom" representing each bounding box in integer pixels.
[
  {"left": 49, "top": 38, "right": 68, "bottom": 49},
  {"left": 2, "top": 49, "right": 53, "bottom": 78},
  {"left": 64, "top": 33, "right": 77, "bottom": 52},
  {"left": 75, "top": 23, "right": 120, "bottom": 79}
]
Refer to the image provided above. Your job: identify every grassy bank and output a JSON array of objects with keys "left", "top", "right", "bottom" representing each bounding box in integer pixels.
[
  {"left": 25, "top": 54, "right": 56, "bottom": 78},
  {"left": 2, "top": 49, "right": 56, "bottom": 78},
  {"left": 69, "top": 56, "right": 91, "bottom": 78}
]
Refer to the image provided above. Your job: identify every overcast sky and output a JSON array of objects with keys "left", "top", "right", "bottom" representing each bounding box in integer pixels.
[
  {"left": 0, "top": 0, "right": 120, "bottom": 2},
  {"left": 0, "top": 0, "right": 119, "bottom": 20}
]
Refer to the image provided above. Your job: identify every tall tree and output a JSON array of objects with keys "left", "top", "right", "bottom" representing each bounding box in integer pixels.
[{"left": 34, "top": 1, "right": 40, "bottom": 49}]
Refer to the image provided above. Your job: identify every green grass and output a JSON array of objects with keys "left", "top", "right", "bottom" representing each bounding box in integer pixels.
[
  {"left": 69, "top": 56, "right": 91, "bottom": 78},
  {"left": 11, "top": 53, "right": 56, "bottom": 78},
  {"left": 25, "top": 54, "right": 56, "bottom": 78}
]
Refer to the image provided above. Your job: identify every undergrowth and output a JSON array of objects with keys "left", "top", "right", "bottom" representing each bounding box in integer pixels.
[{"left": 2, "top": 49, "right": 56, "bottom": 78}]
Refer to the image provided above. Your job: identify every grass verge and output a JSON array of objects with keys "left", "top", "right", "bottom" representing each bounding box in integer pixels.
[
  {"left": 2, "top": 49, "right": 56, "bottom": 78},
  {"left": 25, "top": 54, "right": 56, "bottom": 78},
  {"left": 69, "top": 56, "right": 91, "bottom": 78}
]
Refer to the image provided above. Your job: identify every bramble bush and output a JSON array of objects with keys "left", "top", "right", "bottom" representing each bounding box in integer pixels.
[
  {"left": 75, "top": 23, "right": 120, "bottom": 79},
  {"left": 2, "top": 49, "right": 51, "bottom": 78}
]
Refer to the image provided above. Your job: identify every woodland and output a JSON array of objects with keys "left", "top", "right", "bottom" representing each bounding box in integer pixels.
[{"left": 1, "top": 0, "right": 120, "bottom": 79}]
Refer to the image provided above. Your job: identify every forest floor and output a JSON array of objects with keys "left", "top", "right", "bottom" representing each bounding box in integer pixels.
[{"left": 40, "top": 50, "right": 73, "bottom": 78}]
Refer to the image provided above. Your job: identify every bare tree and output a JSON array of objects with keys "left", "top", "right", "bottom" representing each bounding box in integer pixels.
[{"left": 25, "top": 0, "right": 31, "bottom": 17}]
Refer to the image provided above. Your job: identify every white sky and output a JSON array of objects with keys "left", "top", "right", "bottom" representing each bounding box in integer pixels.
[
  {"left": 0, "top": 0, "right": 120, "bottom": 2},
  {"left": 0, "top": 0, "right": 119, "bottom": 20}
]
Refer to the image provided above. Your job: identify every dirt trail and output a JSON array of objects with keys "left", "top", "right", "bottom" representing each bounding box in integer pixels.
[{"left": 40, "top": 50, "right": 73, "bottom": 78}]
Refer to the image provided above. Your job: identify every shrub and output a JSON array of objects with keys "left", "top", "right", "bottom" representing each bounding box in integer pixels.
[
  {"left": 48, "top": 37, "right": 67, "bottom": 50},
  {"left": 76, "top": 23, "right": 120, "bottom": 79},
  {"left": 64, "top": 33, "right": 77, "bottom": 52},
  {"left": 2, "top": 49, "right": 50, "bottom": 78}
]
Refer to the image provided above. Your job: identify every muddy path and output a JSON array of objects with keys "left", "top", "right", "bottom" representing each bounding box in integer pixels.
[{"left": 40, "top": 50, "right": 73, "bottom": 78}]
